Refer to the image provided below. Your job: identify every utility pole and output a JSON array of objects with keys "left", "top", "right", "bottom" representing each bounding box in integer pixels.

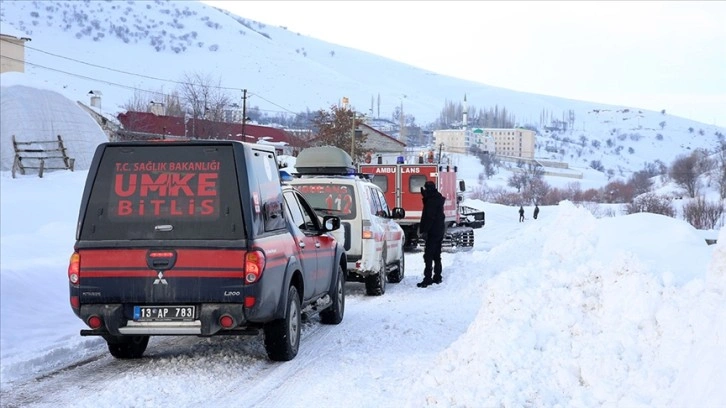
[
  {"left": 399, "top": 100, "right": 405, "bottom": 142},
  {"left": 241, "top": 89, "right": 247, "bottom": 138},
  {"left": 342, "top": 97, "right": 358, "bottom": 159},
  {"left": 351, "top": 109, "right": 356, "bottom": 159}
]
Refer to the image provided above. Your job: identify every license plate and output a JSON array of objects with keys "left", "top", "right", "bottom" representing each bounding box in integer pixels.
[{"left": 133, "top": 305, "right": 196, "bottom": 322}]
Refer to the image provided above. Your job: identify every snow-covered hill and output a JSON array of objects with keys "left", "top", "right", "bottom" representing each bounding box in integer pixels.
[{"left": 1, "top": 0, "right": 724, "bottom": 180}]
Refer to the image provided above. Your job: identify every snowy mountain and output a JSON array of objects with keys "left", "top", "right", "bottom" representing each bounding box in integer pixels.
[{"left": 1, "top": 0, "right": 724, "bottom": 180}]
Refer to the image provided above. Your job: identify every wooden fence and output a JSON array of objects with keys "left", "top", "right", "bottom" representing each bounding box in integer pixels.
[{"left": 12, "top": 135, "right": 75, "bottom": 178}]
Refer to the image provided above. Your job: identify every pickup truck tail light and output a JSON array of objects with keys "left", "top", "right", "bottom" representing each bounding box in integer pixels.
[
  {"left": 68, "top": 252, "right": 80, "bottom": 284},
  {"left": 244, "top": 250, "right": 265, "bottom": 284}
]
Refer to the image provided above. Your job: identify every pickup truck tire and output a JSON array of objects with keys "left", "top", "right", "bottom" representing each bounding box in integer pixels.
[
  {"left": 264, "top": 285, "right": 301, "bottom": 361},
  {"left": 320, "top": 263, "right": 345, "bottom": 325},
  {"left": 106, "top": 335, "right": 149, "bottom": 359},
  {"left": 388, "top": 250, "right": 405, "bottom": 283}
]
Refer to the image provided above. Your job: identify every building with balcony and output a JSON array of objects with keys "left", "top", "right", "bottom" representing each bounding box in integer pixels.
[{"left": 479, "top": 128, "right": 536, "bottom": 159}]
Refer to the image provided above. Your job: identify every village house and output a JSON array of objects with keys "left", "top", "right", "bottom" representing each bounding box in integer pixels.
[
  {"left": 116, "top": 111, "right": 305, "bottom": 156},
  {"left": 358, "top": 123, "right": 406, "bottom": 156}
]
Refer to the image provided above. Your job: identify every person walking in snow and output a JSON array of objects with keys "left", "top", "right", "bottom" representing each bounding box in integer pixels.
[
  {"left": 417, "top": 181, "right": 446, "bottom": 288},
  {"left": 519, "top": 205, "right": 525, "bottom": 222},
  {"left": 533, "top": 204, "right": 540, "bottom": 220}
]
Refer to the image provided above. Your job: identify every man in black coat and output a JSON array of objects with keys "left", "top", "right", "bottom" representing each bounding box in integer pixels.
[{"left": 417, "top": 181, "right": 446, "bottom": 288}]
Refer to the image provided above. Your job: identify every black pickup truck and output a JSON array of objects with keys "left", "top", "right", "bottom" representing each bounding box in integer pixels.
[{"left": 68, "top": 140, "right": 346, "bottom": 361}]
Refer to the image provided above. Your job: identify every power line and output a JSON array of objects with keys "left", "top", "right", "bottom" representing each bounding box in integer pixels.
[
  {"left": 11, "top": 46, "right": 315, "bottom": 119},
  {"left": 249, "top": 92, "right": 311, "bottom": 117},
  {"left": 25, "top": 44, "right": 186, "bottom": 87},
  {"left": 5, "top": 56, "right": 308, "bottom": 119},
  {"left": 25, "top": 44, "right": 248, "bottom": 92},
  {"left": 9, "top": 57, "right": 167, "bottom": 96}
]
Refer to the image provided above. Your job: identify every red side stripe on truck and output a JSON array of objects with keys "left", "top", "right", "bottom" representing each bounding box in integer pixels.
[
  {"left": 81, "top": 269, "right": 244, "bottom": 278},
  {"left": 78, "top": 245, "right": 322, "bottom": 278},
  {"left": 78, "top": 248, "right": 263, "bottom": 278}
]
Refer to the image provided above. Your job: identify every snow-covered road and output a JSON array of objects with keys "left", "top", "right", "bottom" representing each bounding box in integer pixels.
[
  {"left": 2, "top": 245, "right": 484, "bottom": 408},
  {"left": 3, "top": 171, "right": 723, "bottom": 407},
  {"left": 0, "top": 170, "right": 494, "bottom": 407}
]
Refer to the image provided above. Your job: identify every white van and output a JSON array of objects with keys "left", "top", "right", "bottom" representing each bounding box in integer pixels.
[{"left": 286, "top": 146, "right": 406, "bottom": 296}]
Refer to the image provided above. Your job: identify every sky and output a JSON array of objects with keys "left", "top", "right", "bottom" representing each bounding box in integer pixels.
[
  {"left": 201, "top": 1, "right": 726, "bottom": 126},
  {"left": 1, "top": 89, "right": 725, "bottom": 407}
]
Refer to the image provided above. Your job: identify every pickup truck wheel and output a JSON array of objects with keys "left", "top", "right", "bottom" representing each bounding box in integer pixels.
[
  {"left": 387, "top": 250, "right": 405, "bottom": 283},
  {"left": 264, "top": 285, "right": 301, "bottom": 361},
  {"left": 365, "top": 257, "right": 386, "bottom": 296},
  {"left": 105, "top": 335, "right": 149, "bottom": 359},
  {"left": 320, "top": 263, "right": 345, "bottom": 324}
]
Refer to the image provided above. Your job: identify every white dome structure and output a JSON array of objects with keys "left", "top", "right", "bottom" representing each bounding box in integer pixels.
[{"left": 1, "top": 84, "right": 109, "bottom": 173}]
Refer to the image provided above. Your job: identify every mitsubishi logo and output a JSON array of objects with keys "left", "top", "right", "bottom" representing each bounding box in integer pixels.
[{"left": 153, "top": 271, "right": 168, "bottom": 285}]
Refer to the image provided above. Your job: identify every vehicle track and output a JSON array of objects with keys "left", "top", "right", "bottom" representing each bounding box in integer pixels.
[
  {"left": 0, "top": 250, "right": 481, "bottom": 408},
  {"left": 0, "top": 290, "right": 368, "bottom": 408}
]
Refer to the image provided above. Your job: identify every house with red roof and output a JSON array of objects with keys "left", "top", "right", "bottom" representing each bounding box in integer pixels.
[
  {"left": 116, "top": 111, "right": 186, "bottom": 140},
  {"left": 116, "top": 111, "right": 306, "bottom": 156}
]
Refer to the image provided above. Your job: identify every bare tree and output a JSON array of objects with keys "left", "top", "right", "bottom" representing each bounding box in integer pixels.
[
  {"left": 525, "top": 162, "right": 545, "bottom": 180},
  {"left": 669, "top": 152, "right": 700, "bottom": 198},
  {"left": 471, "top": 147, "right": 499, "bottom": 179},
  {"left": 121, "top": 89, "right": 151, "bottom": 113},
  {"left": 178, "top": 71, "right": 232, "bottom": 122},
  {"left": 625, "top": 193, "right": 675, "bottom": 217},
  {"left": 162, "top": 90, "right": 185, "bottom": 117},
  {"left": 602, "top": 180, "right": 634, "bottom": 203},
  {"left": 628, "top": 170, "right": 653, "bottom": 196},
  {"left": 310, "top": 105, "right": 367, "bottom": 161},
  {"left": 694, "top": 148, "right": 716, "bottom": 174},
  {"left": 718, "top": 147, "right": 726, "bottom": 199},
  {"left": 521, "top": 163, "right": 546, "bottom": 203},
  {"left": 122, "top": 88, "right": 184, "bottom": 117},
  {"left": 525, "top": 177, "right": 550, "bottom": 204},
  {"left": 508, "top": 162, "right": 545, "bottom": 198},
  {"left": 507, "top": 172, "right": 527, "bottom": 193},
  {"left": 682, "top": 196, "right": 725, "bottom": 229}
]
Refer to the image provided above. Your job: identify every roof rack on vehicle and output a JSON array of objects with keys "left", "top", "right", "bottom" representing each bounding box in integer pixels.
[
  {"left": 292, "top": 171, "right": 374, "bottom": 180},
  {"left": 293, "top": 146, "right": 361, "bottom": 177},
  {"left": 294, "top": 146, "right": 354, "bottom": 172}
]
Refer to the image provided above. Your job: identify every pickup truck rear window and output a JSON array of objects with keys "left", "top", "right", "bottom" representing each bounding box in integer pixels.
[{"left": 79, "top": 145, "right": 245, "bottom": 240}]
